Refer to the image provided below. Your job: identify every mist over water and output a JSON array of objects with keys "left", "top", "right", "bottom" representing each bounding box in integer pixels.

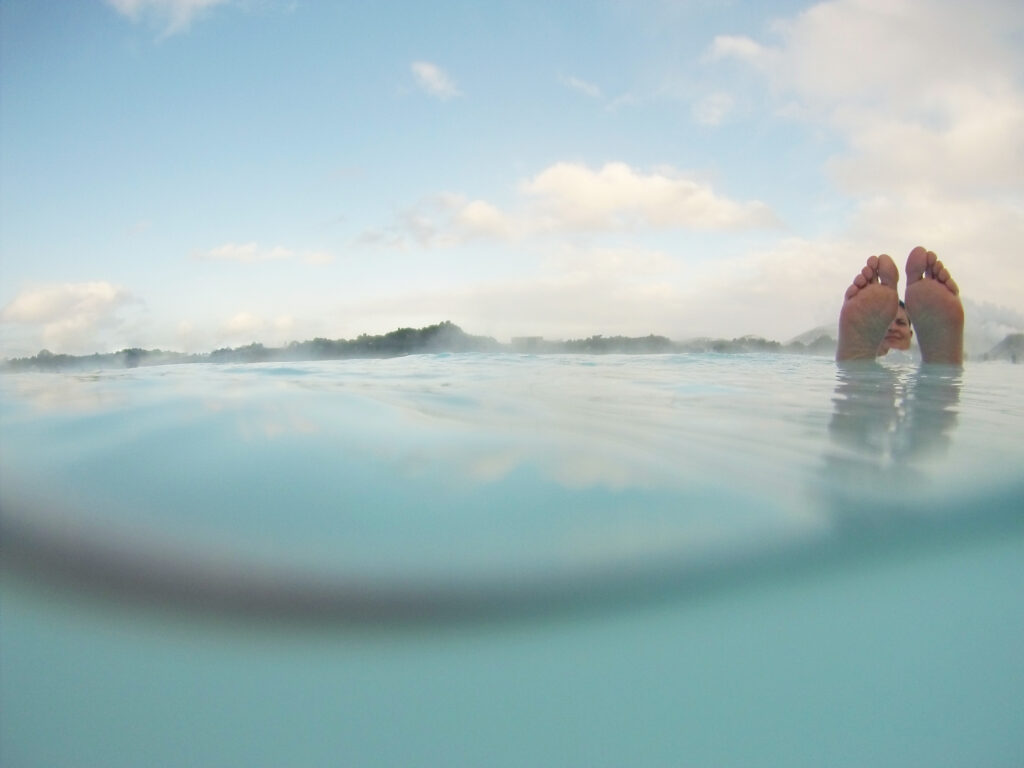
[{"left": 2, "top": 354, "right": 1022, "bottom": 766}]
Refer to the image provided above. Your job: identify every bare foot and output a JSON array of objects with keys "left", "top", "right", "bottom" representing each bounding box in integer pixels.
[
  {"left": 904, "top": 246, "right": 964, "bottom": 365},
  {"left": 836, "top": 254, "right": 900, "bottom": 361}
]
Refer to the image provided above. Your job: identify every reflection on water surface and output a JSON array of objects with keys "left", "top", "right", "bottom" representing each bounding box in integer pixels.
[
  {"left": 2, "top": 354, "right": 1022, "bottom": 768},
  {"left": 1, "top": 354, "right": 1020, "bottom": 621}
]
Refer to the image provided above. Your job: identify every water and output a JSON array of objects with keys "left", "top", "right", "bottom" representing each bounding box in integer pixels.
[{"left": 1, "top": 354, "right": 1022, "bottom": 766}]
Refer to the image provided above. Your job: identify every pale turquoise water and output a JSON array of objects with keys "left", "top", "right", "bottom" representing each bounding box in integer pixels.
[{"left": 1, "top": 354, "right": 1022, "bottom": 766}]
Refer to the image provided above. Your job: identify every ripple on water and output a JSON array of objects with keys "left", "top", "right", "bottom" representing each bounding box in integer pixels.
[{"left": 1, "top": 354, "right": 1022, "bottom": 609}]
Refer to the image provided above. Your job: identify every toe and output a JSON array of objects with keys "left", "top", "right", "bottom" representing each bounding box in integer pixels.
[
  {"left": 876, "top": 253, "right": 898, "bottom": 287},
  {"left": 905, "top": 246, "right": 929, "bottom": 285},
  {"left": 935, "top": 264, "right": 959, "bottom": 295}
]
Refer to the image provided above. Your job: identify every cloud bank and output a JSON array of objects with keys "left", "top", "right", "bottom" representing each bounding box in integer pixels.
[{"left": 704, "top": 0, "right": 1024, "bottom": 319}]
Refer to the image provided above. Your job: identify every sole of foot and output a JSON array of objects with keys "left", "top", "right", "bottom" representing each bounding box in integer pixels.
[
  {"left": 904, "top": 246, "right": 964, "bottom": 365},
  {"left": 836, "top": 254, "right": 899, "bottom": 361}
]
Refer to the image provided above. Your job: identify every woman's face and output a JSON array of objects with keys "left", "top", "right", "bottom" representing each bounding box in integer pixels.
[{"left": 879, "top": 306, "right": 913, "bottom": 353}]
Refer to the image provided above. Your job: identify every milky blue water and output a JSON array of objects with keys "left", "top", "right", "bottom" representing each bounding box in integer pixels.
[{"left": 2, "top": 354, "right": 1022, "bottom": 767}]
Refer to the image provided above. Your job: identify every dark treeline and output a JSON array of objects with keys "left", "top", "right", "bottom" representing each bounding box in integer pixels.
[
  {"left": 4, "top": 347, "right": 205, "bottom": 372},
  {"left": 3, "top": 320, "right": 840, "bottom": 373}
]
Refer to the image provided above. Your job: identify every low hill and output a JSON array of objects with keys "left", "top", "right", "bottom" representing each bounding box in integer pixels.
[{"left": 981, "top": 333, "right": 1024, "bottom": 362}]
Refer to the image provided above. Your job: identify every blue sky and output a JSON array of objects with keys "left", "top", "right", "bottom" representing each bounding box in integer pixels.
[{"left": 1, "top": 0, "right": 1022, "bottom": 356}]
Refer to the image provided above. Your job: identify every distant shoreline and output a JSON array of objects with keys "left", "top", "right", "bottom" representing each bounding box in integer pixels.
[{"left": 3, "top": 320, "right": 1020, "bottom": 372}]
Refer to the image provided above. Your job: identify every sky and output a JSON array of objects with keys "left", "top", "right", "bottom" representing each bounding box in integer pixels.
[{"left": 1, "top": 0, "right": 1022, "bottom": 357}]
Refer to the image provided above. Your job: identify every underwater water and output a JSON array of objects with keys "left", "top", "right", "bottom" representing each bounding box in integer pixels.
[{"left": 1, "top": 354, "right": 1022, "bottom": 767}]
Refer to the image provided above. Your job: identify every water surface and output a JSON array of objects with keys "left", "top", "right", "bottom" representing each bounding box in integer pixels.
[{"left": 2, "top": 354, "right": 1022, "bottom": 766}]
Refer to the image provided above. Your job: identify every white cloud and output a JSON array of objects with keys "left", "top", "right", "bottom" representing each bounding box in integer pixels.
[
  {"left": 828, "top": 92, "right": 1024, "bottom": 195},
  {"left": 710, "top": 0, "right": 1024, "bottom": 197},
  {"left": 411, "top": 61, "right": 461, "bottom": 100},
  {"left": 561, "top": 75, "right": 602, "bottom": 98},
  {"left": 759, "top": 0, "right": 1022, "bottom": 108},
  {"left": 708, "top": 34, "right": 768, "bottom": 63},
  {"left": 358, "top": 161, "right": 777, "bottom": 250},
  {"left": 452, "top": 199, "right": 515, "bottom": 240},
  {"left": 1, "top": 282, "right": 139, "bottom": 354},
  {"left": 1, "top": 282, "right": 127, "bottom": 324},
  {"left": 105, "top": 0, "right": 231, "bottom": 36},
  {"left": 520, "top": 162, "right": 778, "bottom": 232},
  {"left": 224, "top": 311, "right": 264, "bottom": 337},
  {"left": 196, "top": 242, "right": 334, "bottom": 264}
]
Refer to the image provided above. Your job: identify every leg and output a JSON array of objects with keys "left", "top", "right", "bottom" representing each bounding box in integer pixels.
[
  {"left": 836, "top": 254, "right": 900, "bottom": 361},
  {"left": 904, "top": 246, "right": 964, "bottom": 365}
]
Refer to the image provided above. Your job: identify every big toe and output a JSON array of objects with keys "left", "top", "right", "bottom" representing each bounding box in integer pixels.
[
  {"left": 905, "top": 246, "right": 931, "bottom": 286},
  {"left": 876, "top": 253, "right": 899, "bottom": 287}
]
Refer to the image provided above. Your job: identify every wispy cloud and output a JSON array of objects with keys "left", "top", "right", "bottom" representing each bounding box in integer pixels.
[
  {"left": 692, "top": 92, "right": 735, "bottom": 126},
  {"left": 560, "top": 75, "right": 602, "bottom": 98},
  {"left": 411, "top": 61, "right": 461, "bottom": 100},
  {"left": 708, "top": 34, "right": 768, "bottom": 64},
  {"left": 357, "top": 194, "right": 515, "bottom": 249},
  {"left": 105, "top": 0, "right": 231, "bottom": 37},
  {"left": 195, "top": 242, "right": 334, "bottom": 265}
]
